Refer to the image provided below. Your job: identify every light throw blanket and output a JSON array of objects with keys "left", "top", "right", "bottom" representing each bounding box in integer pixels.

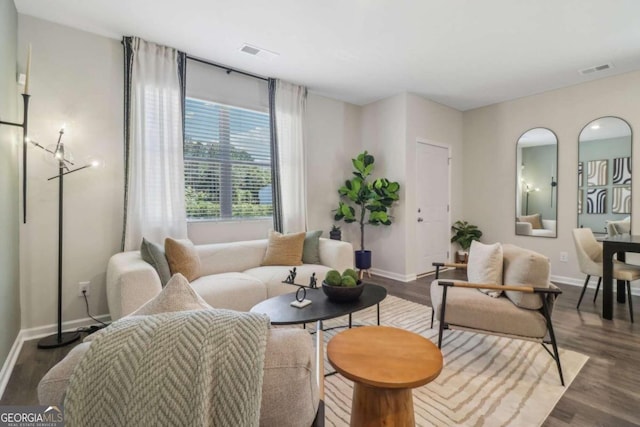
[{"left": 65, "top": 309, "right": 270, "bottom": 427}]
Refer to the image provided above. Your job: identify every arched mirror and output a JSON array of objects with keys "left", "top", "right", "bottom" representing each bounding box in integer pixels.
[
  {"left": 515, "top": 128, "right": 558, "bottom": 237},
  {"left": 578, "top": 117, "right": 632, "bottom": 236}
]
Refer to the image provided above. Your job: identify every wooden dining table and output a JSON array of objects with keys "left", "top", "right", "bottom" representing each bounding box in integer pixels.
[{"left": 602, "top": 234, "right": 640, "bottom": 319}]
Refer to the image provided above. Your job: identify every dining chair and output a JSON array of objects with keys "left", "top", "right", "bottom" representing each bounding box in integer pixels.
[{"left": 572, "top": 228, "right": 639, "bottom": 322}]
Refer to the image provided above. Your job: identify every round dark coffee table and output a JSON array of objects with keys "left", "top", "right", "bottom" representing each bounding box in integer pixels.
[{"left": 250, "top": 283, "right": 387, "bottom": 398}]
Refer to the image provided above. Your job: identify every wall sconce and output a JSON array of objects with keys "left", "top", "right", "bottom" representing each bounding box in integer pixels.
[{"left": 524, "top": 183, "right": 540, "bottom": 215}]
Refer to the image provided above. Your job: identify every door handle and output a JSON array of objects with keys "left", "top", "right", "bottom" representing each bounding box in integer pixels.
[{"left": 417, "top": 217, "right": 424, "bottom": 222}]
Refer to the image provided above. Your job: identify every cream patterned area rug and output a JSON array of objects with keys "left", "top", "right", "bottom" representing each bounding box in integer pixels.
[{"left": 318, "top": 295, "right": 588, "bottom": 427}]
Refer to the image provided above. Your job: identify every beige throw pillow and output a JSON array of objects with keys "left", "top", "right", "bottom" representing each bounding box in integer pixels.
[
  {"left": 261, "top": 231, "right": 305, "bottom": 266},
  {"left": 518, "top": 213, "right": 542, "bottom": 230},
  {"left": 165, "top": 238, "right": 201, "bottom": 282},
  {"left": 502, "top": 244, "right": 550, "bottom": 310},
  {"left": 84, "top": 273, "right": 212, "bottom": 343},
  {"left": 467, "top": 240, "right": 504, "bottom": 298},
  {"left": 131, "top": 273, "right": 213, "bottom": 316}
]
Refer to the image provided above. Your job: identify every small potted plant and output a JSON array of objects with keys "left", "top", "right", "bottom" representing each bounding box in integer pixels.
[
  {"left": 329, "top": 225, "right": 342, "bottom": 241},
  {"left": 450, "top": 220, "right": 482, "bottom": 261},
  {"left": 322, "top": 268, "right": 364, "bottom": 302}
]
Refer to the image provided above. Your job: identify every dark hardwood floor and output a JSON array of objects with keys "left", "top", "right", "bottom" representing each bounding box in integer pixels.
[{"left": 2, "top": 270, "right": 639, "bottom": 426}]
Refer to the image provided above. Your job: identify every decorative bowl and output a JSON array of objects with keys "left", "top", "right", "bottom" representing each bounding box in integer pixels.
[{"left": 322, "top": 280, "right": 364, "bottom": 303}]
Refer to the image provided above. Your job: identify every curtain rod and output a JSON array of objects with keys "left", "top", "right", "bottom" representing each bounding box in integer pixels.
[{"left": 186, "top": 55, "right": 269, "bottom": 82}]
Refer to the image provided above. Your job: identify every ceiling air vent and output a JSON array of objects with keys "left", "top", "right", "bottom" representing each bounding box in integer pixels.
[
  {"left": 240, "top": 44, "right": 279, "bottom": 60},
  {"left": 240, "top": 45, "right": 260, "bottom": 55},
  {"left": 579, "top": 63, "right": 614, "bottom": 75}
]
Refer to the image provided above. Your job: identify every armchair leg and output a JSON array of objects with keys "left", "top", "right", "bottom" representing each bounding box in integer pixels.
[
  {"left": 541, "top": 296, "right": 564, "bottom": 386},
  {"left": 577, "top": 275, "right": 590, "bottom": 309},
  {"left": 431, "top": 264, "right": 440, "bottom": 329},
  {"left": 437, "top": 285, "right": 448, "bottom": 349},
  {"left": 593, "top": 277, "right": 602, "bottom": 302},
  {"left": 627, "top": 281, "right": 634, "bottom": 323}
]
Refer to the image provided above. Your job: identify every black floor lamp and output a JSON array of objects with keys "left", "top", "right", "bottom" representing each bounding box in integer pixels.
[{"left": 33, "top": 128, "right": 99, "bottom": 349}]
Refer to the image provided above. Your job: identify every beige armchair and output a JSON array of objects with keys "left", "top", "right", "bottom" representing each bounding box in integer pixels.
[
  {"left": 430, "top": 244, "right": 564, "bottom": 385},
  {"left": 572, "top": 228, "right": 639, "bottom": 321}
]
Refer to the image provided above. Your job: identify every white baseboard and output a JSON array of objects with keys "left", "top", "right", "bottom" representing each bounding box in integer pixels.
[
  {"left": 0, "top": 314, "right": 110, "bottom": 400},
  {"left": 369, "top": 268, "right": 416, "bottom": 283},
  {"left": 550, "top": 275, "right": 640, "bottom": 296},
  {"left": 0, "top": 330, "right": 25, "bottom": 401},
  {"left": 20, "top": 314, "right": 111, "bottom": 341}
]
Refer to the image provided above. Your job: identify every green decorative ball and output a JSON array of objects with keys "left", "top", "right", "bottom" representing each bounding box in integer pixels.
[
  {"left": 342, "top": 268, "right": 358, "bottom": 282},
  {"left": 325, "top": 270, "right": 342, "bottom": 286},
  {"left": 341, "top": 276, "right": 357, "bottom": 287}
]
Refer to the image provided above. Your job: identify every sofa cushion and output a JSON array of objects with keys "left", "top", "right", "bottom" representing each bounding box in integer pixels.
[
  {"left": 197, "top": 240, "right": 268, "bottom": 276},
  {"left": 131, "top": 273, "right": 212, "bottom": 315},
  {"left": 430, "top": 280, "right": 548, "bottom": 339},
  {"left": 260, "top": 328, "right": 319, "bottom": 427},
  {"left": 261, "top": 231, "right": 305, "bottom": 266},
  {"left": 518, "top": 213, "right": 542, "bottom": 229},
  {"left": 140, "top": 238, "right": 171, "bottom": 287},
  {"left": 190, "top": 273, "right": 267, "bottom": 312},
  {"left": 165, "top": 238, "right": 201, "bottom": 281},
  {"left": 244, "top": 265, "right": 333, "bottom": 298},
  {"left": 502, "top": 244, "right": 550, "bottom": 310},
  {"left": 39, "top": 330, "right": 320, "bottom": 427},
  {"left": 467, "top": 241, "right": 503, "bottom": 297},
  {"left": 302, "top": 230, "right": 323, "bottom": 264}
]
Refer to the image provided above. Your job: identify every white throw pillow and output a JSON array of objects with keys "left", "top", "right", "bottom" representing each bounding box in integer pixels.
[{"left": 467, "top": 241, "right": 504, "bottom": 298}]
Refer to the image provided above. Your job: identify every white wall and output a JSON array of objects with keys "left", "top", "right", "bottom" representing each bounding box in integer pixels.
[
  {"left": 305, "top": 92, "right": 362, "bottom": 246},
  {"left": 360, "top": 93, "right": 407, "bottom": 278},
  {"left": 462, "top": 70, "right": 640, "bottom": 282},
  {"left": 0, "top": 0, "right": 21, "bottom": 367},
  {"left": 18, "top": 16, "right": 123, "bottom": 328},
  {"left": 355, "top": 93, "right": 464, "bottom": 281},
  {"left": 405, "top": 94, "right": 463, "bottom": 275}
]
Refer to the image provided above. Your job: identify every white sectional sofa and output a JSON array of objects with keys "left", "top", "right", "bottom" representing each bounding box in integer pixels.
[
  {"left": 516, "top": 219, "right": 556, "bottom": 237},
  {"left": 107, "top": 237, "right": 354, "bottom": 320}
]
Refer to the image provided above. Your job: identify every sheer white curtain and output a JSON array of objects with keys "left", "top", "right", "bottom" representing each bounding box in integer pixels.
[
  {"left": 274, "top": 80, "right": 307, "bottom": 233},
  {"left": 123, "top": 38, "right": 187, "bottom": 250}
]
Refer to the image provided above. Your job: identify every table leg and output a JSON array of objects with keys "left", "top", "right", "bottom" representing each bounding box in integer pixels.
[
  {"left": 316, "top": 320, "right": 324, "bottom": 399},
  {"left": 351, "top": 383, "right": 414, "bottom": 427},
  {"left": 603, "top": 246, "right": 614, "bottom": 320},
  {"left": 617, "top": 252, "right": 627, "bottom": 303},
  {"left": 377, "top": 303, "right": 380, "bottom": 325}
]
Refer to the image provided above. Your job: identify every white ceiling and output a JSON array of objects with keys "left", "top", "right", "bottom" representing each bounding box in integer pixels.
[
  {"left": 518, "top": 128, "right": 557, "bottom": 146},
  {"left": 579, "top": 116, "right": 632, "bottom": 141},
  {"left": 14, "top": 0, "right": 640, "bottom": 111}
]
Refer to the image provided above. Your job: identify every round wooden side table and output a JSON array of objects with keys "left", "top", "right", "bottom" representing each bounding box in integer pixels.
[{"left": 327, "top": 326, "right": 443, "bottom": 426}]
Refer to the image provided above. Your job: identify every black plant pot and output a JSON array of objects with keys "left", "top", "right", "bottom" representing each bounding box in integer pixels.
[
  {"left": 329, "top": 230, "right": 341, "bottom": 240},
  {"left": 355, "top": 250, "right": 372, "bottom": 270}
]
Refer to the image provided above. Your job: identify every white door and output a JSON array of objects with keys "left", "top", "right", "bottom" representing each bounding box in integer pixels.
[{"left": 416, "top": 141, "right": 450, "bottom": 275}]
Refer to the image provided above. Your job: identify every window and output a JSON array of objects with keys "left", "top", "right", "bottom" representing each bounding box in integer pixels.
[{"left": 184, "top": 98, "right": 273, "bottom": 220}]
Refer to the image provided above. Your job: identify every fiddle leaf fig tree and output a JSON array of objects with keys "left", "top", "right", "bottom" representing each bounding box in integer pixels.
[{"left": 334, "top": 151, "right": 400, "bottom": 251}]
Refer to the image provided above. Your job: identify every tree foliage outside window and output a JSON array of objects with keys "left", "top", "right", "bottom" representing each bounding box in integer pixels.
[{"left": 184, "top": 98, "right": 273, "bottom": 220}]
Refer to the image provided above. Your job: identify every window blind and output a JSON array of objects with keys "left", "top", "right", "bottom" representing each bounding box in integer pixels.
[{"left": 184, "top": 97, "right": 273, "bottom": 220}]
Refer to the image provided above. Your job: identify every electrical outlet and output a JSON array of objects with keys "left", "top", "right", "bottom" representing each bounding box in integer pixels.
[
  {"left": 78, "top": 281, "right": 90, "bottom": 297},
  {"left": 559, "top": 252, "right": 569, "bottom": 262}
]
